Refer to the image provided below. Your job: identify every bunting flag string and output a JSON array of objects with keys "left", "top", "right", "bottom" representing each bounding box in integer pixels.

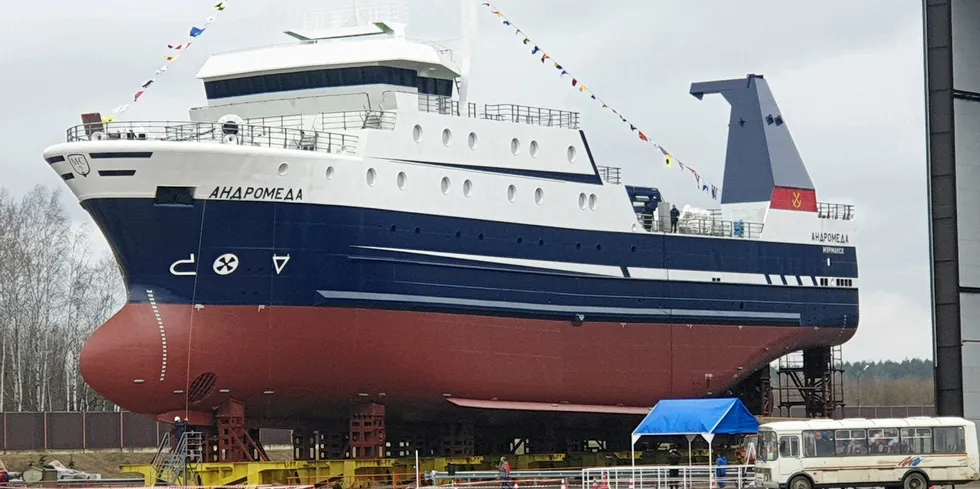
[
  {"left": 101, "top": 2, "right": 230, "bottom": 123},
  {"left": 479, "top": 1, "right": 720, "bottom": 201}
]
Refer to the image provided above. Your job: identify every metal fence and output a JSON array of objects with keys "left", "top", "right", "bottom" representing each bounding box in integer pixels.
[
  {"left": 0, "top": 411, "right": 290, "bottom": 452},
  {"left": 66, "top": 120, "right": 359, "bottom": 156},
  {"left": 582, "top": 465, "right": 754, "bottom": 489}
]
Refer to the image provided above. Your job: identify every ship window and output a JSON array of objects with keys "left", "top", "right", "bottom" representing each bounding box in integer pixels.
[
  {"left": 205, "top": 66, "right": 425, "bottom": 99},
  {"left": 417, "top": 77, "right": 453, "bottom": 97},
  {"left": 154, "top": 186, "right": 195, "bottom": 206}
]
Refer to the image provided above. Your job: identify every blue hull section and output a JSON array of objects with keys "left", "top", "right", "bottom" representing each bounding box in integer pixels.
[{"left": 84, "top": 198, "right": 859, "bottom": 328}]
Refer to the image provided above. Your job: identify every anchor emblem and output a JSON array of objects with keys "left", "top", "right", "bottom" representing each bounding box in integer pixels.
[{"left": 792, "top": 191, "right": 802, "bottom": 209}]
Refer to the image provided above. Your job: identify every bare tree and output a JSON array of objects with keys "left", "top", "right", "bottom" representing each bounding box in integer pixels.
[{"left": 0, "top": 185, "right": 125, "bottom": 412}]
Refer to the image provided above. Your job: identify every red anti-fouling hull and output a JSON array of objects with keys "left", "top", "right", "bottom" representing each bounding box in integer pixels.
[{"left": 81, "top": 304, "right": 854, "bottom": 425}]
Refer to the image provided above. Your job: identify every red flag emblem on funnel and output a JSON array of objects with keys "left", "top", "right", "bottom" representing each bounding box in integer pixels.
[{"left": 770, "top": 187, "right": 816, "bottom": 212}]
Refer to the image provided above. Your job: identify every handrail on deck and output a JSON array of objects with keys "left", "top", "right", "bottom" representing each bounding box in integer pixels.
[
  {"left": 67, "top": 120, "right": 359, "bottom": 155},
  {"left": 418, "top": 94, "right": 581, "bottom": 129},
  {"left": 817, "top": 202, "right": 855, "bottom": 221},
  {"left": 598, "top": 165, "right": 622, "bottom": 184},
  {"left": 636, "top": 213, "right": 764, "bottom": 239}
]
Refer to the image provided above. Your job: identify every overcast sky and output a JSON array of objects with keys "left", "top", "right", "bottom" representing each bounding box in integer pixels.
[{"left": 0, "top": 0, "right": 927, "bottom": 361}]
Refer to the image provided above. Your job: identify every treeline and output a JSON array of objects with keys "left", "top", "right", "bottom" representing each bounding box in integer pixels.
[
  {"left": 842, "top": 359, "right": 934, "bottom": 406},
  {"left": 0, "top": 185, "right": 125, "bottom": 412}
]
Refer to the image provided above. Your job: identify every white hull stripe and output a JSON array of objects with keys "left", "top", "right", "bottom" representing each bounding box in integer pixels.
[
  {"left": 355, "top": 246, "right": 858, "bottom": 289},
  {"left": 316, "top": 290, "right": 802, "bottom": 320}
]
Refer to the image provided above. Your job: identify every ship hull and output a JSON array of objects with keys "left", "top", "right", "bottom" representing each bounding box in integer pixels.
[
  {"left": 75, "top": 194, "right": 858, "bottom": 425},
  {"left": 81, "top": 302, "right": 855, "bottom": 425}
]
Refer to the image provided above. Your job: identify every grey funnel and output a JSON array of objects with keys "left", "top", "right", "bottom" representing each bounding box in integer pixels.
[{"left": 689, "top": 74, "right": 814, "bottom": 205}]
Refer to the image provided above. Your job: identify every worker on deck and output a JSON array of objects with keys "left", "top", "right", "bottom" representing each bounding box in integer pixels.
[
  {"left": 498, "top": 456, "right": 512, "bottom": 489},
  {"left": 669, "top": 205, "right": 680, "bottom": 233}
]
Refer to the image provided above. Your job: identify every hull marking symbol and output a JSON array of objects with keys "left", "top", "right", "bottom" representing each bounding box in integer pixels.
[
  {"left": 273, "top": 254, "right": 290, "bottom": 275},
  {"left": 66, "top": 154, "right": 90, "bottom": 177},
  {"left": 169, "top": 253, "right": 197, "bottom": 276},
  {"left": 213, "top": 253, "right": 239, "bottom": 276}
]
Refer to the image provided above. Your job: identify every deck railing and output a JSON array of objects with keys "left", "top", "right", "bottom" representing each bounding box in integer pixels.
[
  {"left": 244, "top": 110, "right": 397, "bottom": 132},
  {"left": 67, "top": 120, "right": 359, "bottom": 155},
  {"left": 636, "top": 214, "right": 765, "bottom": 239},
  {"left": 418, "top": 94, "right": 581, "bottom": 129},
  {"left": 598, "top": 165, "right": 622, "bottom": 184},
  {"left": 817, "top": 202, "right": 855, "bottom": 220}
]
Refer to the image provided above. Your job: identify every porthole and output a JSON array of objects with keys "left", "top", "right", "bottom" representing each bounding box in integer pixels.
[
  {"left": 390, "top": 225, "right": 397, "bottom": 233},
  {"left": 517, "top": 237, "right": 524, "bottom": 244},
  {"left": 534, "top": 188, "right": 544, "bottom": 205},
  {"left": 630, "top": 246, "right": 637, "bottom": 253},
  {"left": 478, "top": 233, "right": 484, "bottom": 240},
  {"left": 326, "top": 166, "right": 336, "bottom": 180},
  {"left": 578, "top": 193, "right": 587, "bottom": 210},
  {"left": 277, "top": 162, "right": 289, "bottom": 176},
  {"left": 397, "top": 172, "right": 407, "bottom": 190},
  {"left": 442, "top": 128, "right": 452, "bottom": 146},
  {"left": 455, "top": 231, "right": 462, "bottom": 238},
  {"left": 538, "top": 239, "right": 545, "bottom": 246},
  {"left": 511, "top": 138, "right": 521, "bottom": 155},
  {"left": 530, "top": 140, "right": 539, "bottom": 158},
  {"left": 588, "top": 194, "right": 598, "bottom": 210},
  {"left": 463, "top": 179, "right": 473, "bottom": 197},
  {"left": 567, "top": 146, "right": 577, "bottom": 163},
  {"left": 468, "top": 132, "right": 478, "bottom": 150},
  {"left": 507, "top": 185, "right": 517, "bottom": 202},
  {"left": 415, "top": 227, "right": 421, "bottom": 234},
  {"left": 441, "top": 177, "right": 451, "bottom": 195},
  {"left": 413, "top": 125, "right": 423, "bottom": 143},
  {"left": 576, "top": 243, "right": 582, "bottom": 249},
  {"left": 596, "top": 244, "right": 602, "bottom": 251},
  {"left": 366, "top": 168, "right": 377, "bottom": 186}
]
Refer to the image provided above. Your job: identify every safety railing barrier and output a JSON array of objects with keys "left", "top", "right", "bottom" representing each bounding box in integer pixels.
[
  {"left": 598, "top": 166, "right": 622, "bottom": 185},
  {"left": 245, "top": 111, "right": 397, "bottom": 132},
  {"left": 635, "top": 214, "right": 764, "bottom": 239},
  {"left": 418, "top": 94, "right": 580, "bottom": 129},
  {"left": 67, "top": 120, "right": 359, "bottom": 156},
  {"left": 817, "top": 202, "right": 855, "bottom": 221},
  {"left": 582, "top": 465, "right": 755, "bottom": 489}
]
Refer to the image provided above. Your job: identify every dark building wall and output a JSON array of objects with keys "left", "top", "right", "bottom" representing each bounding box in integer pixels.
[
  {"left": 0, "top": 412, "right": 291, "bottom": 452},
  {"left": 925, "top": 0, "right": 980, "bottom": 424}
]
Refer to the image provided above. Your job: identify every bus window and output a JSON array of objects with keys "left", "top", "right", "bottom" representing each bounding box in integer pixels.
[
  {"left": 803, "top": 430, "right": 836, "bottom": 457},
  {"left": 900, "top": 428, "right": 933, "bottom": 454},
  {"left": 760, "top": 430, "right": 778, "bottom": 461},
  {"left": 779, "top": 436, "right": 800, "bottom": 458},
  {"left": 835, "top": 429, "right": 867, "bottom": 456},
  {"left": 934, "top": 426, "right": 966, "bottom": 454},
  {"left": 868, "top": 428, "right": 900, "bottom": 454}
]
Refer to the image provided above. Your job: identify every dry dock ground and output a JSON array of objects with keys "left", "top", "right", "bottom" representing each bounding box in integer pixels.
[{"left": 0, "top": 449, "right": 295, "bottom": 477}]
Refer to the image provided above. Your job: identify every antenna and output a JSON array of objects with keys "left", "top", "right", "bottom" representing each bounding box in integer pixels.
[{"left": 458, "top": 1, "right": 477, "bottom": 105}]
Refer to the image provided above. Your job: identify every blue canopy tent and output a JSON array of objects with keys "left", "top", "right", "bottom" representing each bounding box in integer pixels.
[{"left": 630, "top": 398, "right": 760, "bottom": 485}]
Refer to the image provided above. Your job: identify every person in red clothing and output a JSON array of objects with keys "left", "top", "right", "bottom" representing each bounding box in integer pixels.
[{"left": 497, "top": 457, "right": 512, "bottom": 489}]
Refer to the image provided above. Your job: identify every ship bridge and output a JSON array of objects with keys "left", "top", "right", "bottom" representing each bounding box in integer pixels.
[{"left": 189, "top": 2, "right": 461, "bottom": 122}]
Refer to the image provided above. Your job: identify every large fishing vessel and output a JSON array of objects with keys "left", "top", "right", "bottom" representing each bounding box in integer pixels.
[{"left": 44, "top": 3, "right": 857, "bottom": 457}]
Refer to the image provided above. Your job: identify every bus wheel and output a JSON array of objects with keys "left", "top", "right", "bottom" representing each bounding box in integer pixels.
[
  {"left": 903, "top": 472, "right": 927, "bottom": 489},
  {"left": 789, "top": 475, "right": 812, "bottom": 489}
]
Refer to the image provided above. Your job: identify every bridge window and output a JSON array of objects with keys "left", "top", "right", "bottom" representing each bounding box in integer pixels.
[{"left": 204, "top": 66, "right": 453, "bottom": 99}]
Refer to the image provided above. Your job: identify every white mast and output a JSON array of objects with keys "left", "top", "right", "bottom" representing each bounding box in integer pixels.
[{"left": 458, "top": 1, "right": 477, "bottom": 105}]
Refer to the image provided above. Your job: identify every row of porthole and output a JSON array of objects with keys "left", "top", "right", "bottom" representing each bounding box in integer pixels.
[
  {"left": 412, "top": 124, "right": 578, "bottom": 163},
  {"left": 357, "top": 165, "right": 560, "bottom": 206}
]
